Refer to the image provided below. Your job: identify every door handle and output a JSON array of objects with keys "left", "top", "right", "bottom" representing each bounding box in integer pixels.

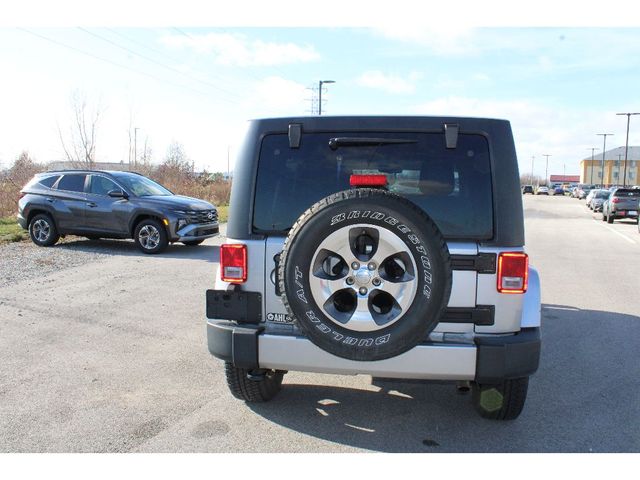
[
  {"left": 86, "top": 202, "right": 97, "bottom": 208},
  {"left": 46, "top": 197, "right": 54, "bottom": 203}
]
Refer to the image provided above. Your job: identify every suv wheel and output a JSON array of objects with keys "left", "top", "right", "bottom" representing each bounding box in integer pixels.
[
  {"left": 280, "top": 188, "right": 452, "bottom": 362},
  {"left": 134, "top": 219, "right": 168, "bottom": 254},
  {"left": 607, "top": 212, "right": 614, "bottom": 224},
  {"left": 224, "top": 362, "right": 284, "bottom": 402},
  {"left": 472, "top": 377, "right": 529, "bottom": 420},
  {"left": 28, "top": 213, "right": 60, "bottom": 247}
]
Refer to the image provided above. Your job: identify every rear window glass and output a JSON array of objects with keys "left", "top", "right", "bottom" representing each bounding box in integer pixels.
[
  {"left": 253, "top": 132, "right": 493, "bottom": 239},
  {"left": 37, "top": 175, "right": 60, "bottom": 188},
  {"left": 595, "top": 191, "right": 610, "bottom": 198},
  {"left": 56, "top": 174, "right": 87, "bottom": 192},
  {"left": 614, "top": 189, "right": 640, "bottom": 197}
]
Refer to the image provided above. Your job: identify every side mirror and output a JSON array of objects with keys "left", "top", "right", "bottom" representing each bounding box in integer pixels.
[{"left": 108, "top": 190, "right": 128, "bottom": 199}]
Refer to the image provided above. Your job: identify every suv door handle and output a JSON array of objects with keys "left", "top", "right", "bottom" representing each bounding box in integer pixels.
[
  {"left": 86, "top": 202, "right": 97, "bottom": 208},
  {"left": 46, "top": 197, "right": 54, "bottom": 203}
]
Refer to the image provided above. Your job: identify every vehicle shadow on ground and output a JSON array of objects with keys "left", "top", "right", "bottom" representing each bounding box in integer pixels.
[
  {"left": 52, "top": 238, "right": 220, "bottom": 263},
  {"left": 247, "top": 304, "right": 640, "bottom": 452}
]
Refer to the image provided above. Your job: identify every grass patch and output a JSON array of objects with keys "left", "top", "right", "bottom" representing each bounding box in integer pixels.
[
  {"left": 217, "top": 204, "right": 229, "bottom": 223},
  {"left": 0, "top": 217, "right": 27, "bottom": 243}
]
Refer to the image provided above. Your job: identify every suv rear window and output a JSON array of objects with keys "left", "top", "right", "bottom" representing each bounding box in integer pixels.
[
  {"left": 614, "top": 189, "right": 640, "bottom": 197},
  {"left": 38, "top": 175, "right": 60, "bottom": 188},
  {"left": 253, "top": 132, "right": 493, "bottom": 239}
]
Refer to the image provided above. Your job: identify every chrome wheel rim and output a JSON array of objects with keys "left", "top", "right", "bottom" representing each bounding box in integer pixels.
[
  {"left": 32, "top": 219, "right": 51, "bottom": 242},
  {"left": 138, "top": 225, "right": 160, "bottom": 250},
  {"left": 308, "top": 223, "right": 418, "bottom": 332}
]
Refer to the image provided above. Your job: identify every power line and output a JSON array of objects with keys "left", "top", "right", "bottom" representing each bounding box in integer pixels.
[
  {"left": 171, "top": 27, "right": 289, "bottom": 84},
  {"left": 107, "top": 27, "right": 250, "bottom": 98},
  {"left": 18, "top": 28, "right": 236, "bottom": 105},
  {"left": 77, "top": 27, "right": 242, "bottom": 101}
]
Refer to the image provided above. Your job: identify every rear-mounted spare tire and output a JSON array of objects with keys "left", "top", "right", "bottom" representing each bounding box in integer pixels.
[{"left": 279, "top": 188, "right": 452, "bottom": 361}]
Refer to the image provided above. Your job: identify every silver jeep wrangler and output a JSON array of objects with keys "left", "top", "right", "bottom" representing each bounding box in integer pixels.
[{"left": 206, "top": 116, "right": 541, "bottom": 420}]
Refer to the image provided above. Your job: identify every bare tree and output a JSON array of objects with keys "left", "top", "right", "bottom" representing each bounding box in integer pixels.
[
  {"left": 0, "top": 151, "right": 44, "bottom": 217},
  {"left": 57, "top": 91, "right": 102, "bottom": 169}
]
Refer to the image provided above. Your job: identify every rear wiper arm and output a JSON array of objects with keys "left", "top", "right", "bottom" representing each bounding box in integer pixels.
[{"left": 328, "top": 137, "right": 417, "bottom": 150}]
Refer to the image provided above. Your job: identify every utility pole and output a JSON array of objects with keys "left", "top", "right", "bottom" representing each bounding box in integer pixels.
[
  {"left": 597, "top": 133, "right": 613, "bottom": 187},
  {"left": 134, "top": 127, "right": 140, "bottom": 168},
  {"left": 616, "top": 112, "right": 639, "bottom": 187},
  {"left": 318, "top": 80, "right": 335, "bottom": 115},
  {"left": 531, "top": 155, "right": 535, "bottom": 185},
  {"left": 587, "top": 147, "right": 599, "bottom": 185},
  {"left": 543, "top": 154, "right": 551, "bottom": 184}
]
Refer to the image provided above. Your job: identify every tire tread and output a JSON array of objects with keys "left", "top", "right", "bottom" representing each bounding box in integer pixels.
[{"left": 224, "top": 362, "right": 284, "bottom": 402}]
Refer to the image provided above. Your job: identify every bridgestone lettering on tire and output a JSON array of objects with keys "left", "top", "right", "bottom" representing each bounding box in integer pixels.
[{"left": 279, "top": 188, "right": 452, "bottom": 361}]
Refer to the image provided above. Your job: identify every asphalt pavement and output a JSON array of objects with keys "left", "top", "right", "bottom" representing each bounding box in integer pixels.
[{"left": 0, "top": 196, "right": 638, "bottom": 452}]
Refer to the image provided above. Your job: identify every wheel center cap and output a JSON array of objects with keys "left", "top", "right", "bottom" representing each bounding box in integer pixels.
[{"left": 354, "top": 269, "right": 372, "bottom": 286}]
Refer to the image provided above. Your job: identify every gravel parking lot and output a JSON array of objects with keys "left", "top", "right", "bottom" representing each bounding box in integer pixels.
[{"left": 1, "top": 199, "right": 639, "bottom": 453}]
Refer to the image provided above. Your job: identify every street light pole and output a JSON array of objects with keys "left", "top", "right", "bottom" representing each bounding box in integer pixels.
[
  {"left": 616, "top": 112, "right": 639, "bottom": 187},
  {"left": 597, "top": 133, "right": 613, "bottom": 187},
  {"left": 543, "top": 154, "right": 551, "bottom": 184},
  {"left": 318, "top": 80, "right": 335, "bottom": 115}
]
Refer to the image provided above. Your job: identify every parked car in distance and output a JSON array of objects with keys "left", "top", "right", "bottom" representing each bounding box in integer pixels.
[
  {"left": 601, "top": 188, "right": 640, "bottom": 224},
  {"left": 578, "top": 186, "right": 593, "bottom": 200},
  {"left": 17, "top": 170, "right": 219, "bottom": 254},
  {"left": 536, "top": 186, "right": 549, "bottom": 195},
  {"left": 553, "top": 186, "right": 565, "bottom": 196},
  {"left": 522, "top": 185, "right": 535, "bottom": 194},
  {"left": 587, "top": 189, "right": 610, "bottom": 212}
]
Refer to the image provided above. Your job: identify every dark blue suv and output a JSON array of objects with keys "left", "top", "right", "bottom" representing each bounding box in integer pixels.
[{"left": 17, "top": 170, "right": 219, "bottom": 254}]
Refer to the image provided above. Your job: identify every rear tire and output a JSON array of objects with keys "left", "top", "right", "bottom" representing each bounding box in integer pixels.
[
  {"left": 224, "top": 362, "right": 284, "bottom": 402},
  {"left": 607, "top": 212, "right": 614, "bottom": 224},
  {"left": 472, "top": 377, "right": 529, "bottom": 420},
  {"left": 28, "top": 213, "right": 60, "bottom": 247}
]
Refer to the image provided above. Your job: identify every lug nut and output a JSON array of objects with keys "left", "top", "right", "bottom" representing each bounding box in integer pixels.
[
  {"left": 359, "top": 287, "right": 368, "bottom": 295},
  {"left": 368, "top": 262, "right": 376, "bottom": 271},
  {"left": 351, "top": 261, "right": 360, "bottom": 270},
  {"left": 372, "top": 278, "right": 381, "bottom": 286},
  {"left": 346, "top": 277, "right": 355, "bottom": 285}
]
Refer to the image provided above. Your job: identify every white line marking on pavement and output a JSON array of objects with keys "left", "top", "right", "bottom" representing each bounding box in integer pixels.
[{"left": 593, "top": 218, "right": 637, "bottom": 244}]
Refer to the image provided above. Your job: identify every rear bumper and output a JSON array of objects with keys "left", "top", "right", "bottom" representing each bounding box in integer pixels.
[
  {"left": 206, "top": 320, "right": 541, "bottom": 383},
  {"left": 17, "top": 213, "right": 28, "bottom": 230},
  {"left": 610, "top": 209, "right": 638, "bottom": 218}
]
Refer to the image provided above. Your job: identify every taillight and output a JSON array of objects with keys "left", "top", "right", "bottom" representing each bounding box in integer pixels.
[
  {"left": 497, "top": 252, "right": 528, "bottom": 294},
  {"left": 350, "top": 174, "right": 387, "bottom": 187},
  {"left": 19, "top": 192, "right": 26, "bottom": 200},
  {"left": 612, "top": 198, "right": 621, "bottom": 203},
  {"left": 220, "top": 244, "right": 247, "bottom": 283}
]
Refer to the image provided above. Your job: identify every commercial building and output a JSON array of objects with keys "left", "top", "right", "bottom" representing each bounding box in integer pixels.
[{"left": 580, "top": 146, "right": 639, "bottom": 186}]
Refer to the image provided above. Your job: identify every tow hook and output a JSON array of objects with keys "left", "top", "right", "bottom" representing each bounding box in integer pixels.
[
  {"left": 246, "top": 369, "right": 267, "bottom": 381},
  {"left": 456, "top": 381, "right": 471, "bottom": 394}
]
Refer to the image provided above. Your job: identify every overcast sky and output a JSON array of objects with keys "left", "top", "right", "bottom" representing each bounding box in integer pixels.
[{"left": 1, "top": 1, "right": 639, "bottom": 179}]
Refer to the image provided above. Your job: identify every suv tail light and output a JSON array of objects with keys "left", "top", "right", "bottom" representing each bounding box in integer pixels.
[
  {"left": 497, "top": 252, "right": 528, "bottom": 294},
  {"left": 612, "top": 197, "right": 621, "bottom": 203},
  {"left": 350, "top": 174, "right": 387, "bottom": 187},
  {"left": 220, "top": 244, "right": 247, "bottom": 283}
]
